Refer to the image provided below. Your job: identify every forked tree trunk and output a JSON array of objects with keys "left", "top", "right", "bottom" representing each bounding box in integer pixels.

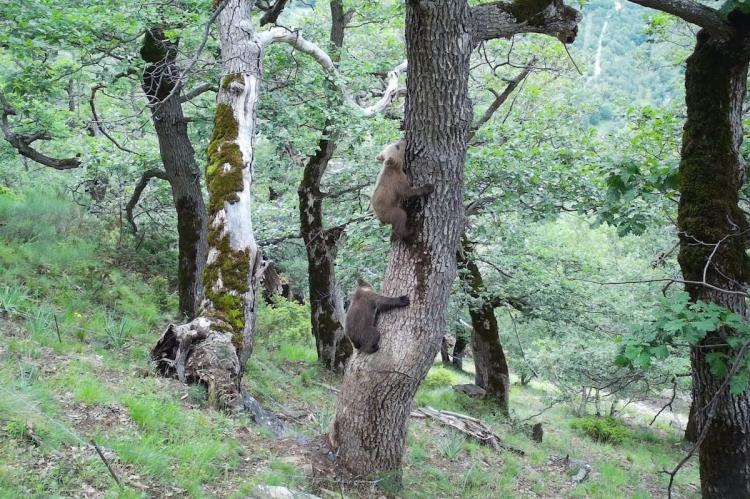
[
  {"left": 299, "top": 133, "right": 352, "bottom": 369},
  {"left": 298, "top": 0, "right": 352, "bottom": 371},
  {"left": 458, "top": 235, "right": 510, "bottom": 413},
  {"left": 328, "top": 0, "right": 580, "bottom": 481},
  {"left": 151, "top": 0, "right": 265, "bottom": 409},
  {"left": 676, "top": 22, "right": 750, "bottom": 497},
  {"left": 141, "top": 28, "right": 208, "bottom": 320}
]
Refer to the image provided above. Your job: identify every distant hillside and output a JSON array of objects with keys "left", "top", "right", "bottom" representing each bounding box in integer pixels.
[{"left": 573, "top": 0, "right": 685, "bottom": 126}]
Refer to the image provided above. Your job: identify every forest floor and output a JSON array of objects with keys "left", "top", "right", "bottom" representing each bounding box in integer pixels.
[{"left": 0, "top": 194, "right": 701, "bottom": 498}]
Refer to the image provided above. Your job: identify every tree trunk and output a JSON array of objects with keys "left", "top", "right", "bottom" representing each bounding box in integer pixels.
[
  {"left": 298, "top": 133, "right": 352, "bottom": 370},
  {"left": 452, "top": 331, "right": 468, "bottom": 370},
  {"left": 329, "top": 0, "right": 472, "bottom": 480},
  {"left": 327, "top": 0, "right": 580, "bottom": 481},
  {"left": 677, "top": 23, "right": 750, "bottom": 497},
  {"left": 458, "top": 235, "right": 510, "bottom": 413},
  {"left": 141, "top": 28, "right": 208, "bottom": 319},
  {"left": 151, "top": 0, "right": 265, "bottom": 409},
  {"left": 297, "top": 0, "right": 353, "bottom": 371},
  {"left": 684, "top": 400, "right": 698, "bottom": 443}
]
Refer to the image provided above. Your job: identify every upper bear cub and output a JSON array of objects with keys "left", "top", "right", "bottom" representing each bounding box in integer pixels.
[{"left": 372, "top": 140, "right": 434, "bottom": 241}]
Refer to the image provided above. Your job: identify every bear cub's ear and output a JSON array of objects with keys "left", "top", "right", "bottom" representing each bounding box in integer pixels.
[{"left": 357, "top": 277, "right": 371, "bottom": 288}]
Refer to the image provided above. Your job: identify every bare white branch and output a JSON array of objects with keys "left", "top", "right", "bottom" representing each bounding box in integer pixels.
[{"left": 257, "top": 27, "right": 406, "bottom": 117}]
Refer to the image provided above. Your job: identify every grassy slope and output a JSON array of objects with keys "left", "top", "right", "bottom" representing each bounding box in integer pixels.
[{"left": 0, "top": 192, "right": 699, "bottom": 498}]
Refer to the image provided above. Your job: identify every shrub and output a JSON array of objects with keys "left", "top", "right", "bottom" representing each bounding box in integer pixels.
[
  {"left": 570, "top": 416, "right": 631, "bottom": 445},
  {"left": 422, "top": 367, "right": 456, "bottom": 389}
]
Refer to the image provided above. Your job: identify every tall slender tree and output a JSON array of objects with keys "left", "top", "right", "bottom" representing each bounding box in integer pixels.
[
  {"left": 139, "top": 27, "right": 209, "bottom": 320},
  {"left": 328, "top": 0, "right": 580, "bottom": 480},
  {"left": 298, "top": 0, "right": 353, "bottom": 371}
]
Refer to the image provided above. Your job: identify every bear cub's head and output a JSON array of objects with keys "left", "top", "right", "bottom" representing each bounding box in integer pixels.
[{"left": 376, "top": 140, "right": 405, "bottom": 170}]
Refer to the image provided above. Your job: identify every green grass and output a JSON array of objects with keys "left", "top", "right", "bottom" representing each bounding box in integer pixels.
[{"left": 0, "top": 191, "right": 702, "bottom": 498}]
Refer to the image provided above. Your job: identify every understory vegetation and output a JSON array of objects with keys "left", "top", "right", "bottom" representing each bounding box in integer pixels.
[{"left": 0, "top": 192, "right": 699, "bottom": 497}]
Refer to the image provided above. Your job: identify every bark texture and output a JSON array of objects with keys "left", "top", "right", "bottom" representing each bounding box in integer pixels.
[
  {"left": 458, "top": 236, "right": 510, "bottom": 413},
  {"left": 330, "top": 0, "right": 473, "bottom": 478},
  {"left": 677, "top": 20, "right": 750, "bottom": 498},
  {"left": 297, "top": 0, "right": 352, "bottom": 371},
  {"left": 151, "top": 0, "right": 264, "bottom": 409},
  {"left": 141, "top": 27, "right": 208, "bottom": 320},
  {"left": 328, "top": 0, "right": 580, "bottom": 481}
]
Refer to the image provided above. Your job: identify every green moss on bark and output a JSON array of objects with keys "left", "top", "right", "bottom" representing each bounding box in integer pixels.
[
  {"left": 206, "top": 103, "right": 244, "bottom": 214},
  {"left": 677, "top": 31, "right": 750, "bottom": 286},
  {"left": 204, "top": 228, "right": 250, "bottom": 350}
]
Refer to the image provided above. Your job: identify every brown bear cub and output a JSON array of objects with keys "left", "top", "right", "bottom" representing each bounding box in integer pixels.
[
  {"left": 373, "top": 140, "right": 434, "bottom": 241},
  {"left": 345, "top": 279, "right": 410, "bottom": 354}
]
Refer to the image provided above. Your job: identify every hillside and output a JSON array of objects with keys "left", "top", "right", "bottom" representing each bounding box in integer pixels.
[{"left": 0, "top": 192, "right": 700, "bottom": 498}]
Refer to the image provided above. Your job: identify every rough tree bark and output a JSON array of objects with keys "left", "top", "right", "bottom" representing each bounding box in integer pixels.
[
  {"left": 298, "top": 0, "right": 353, "bottom": 371},
  {"left": 458, "top": 235, "right": 510, "bottom": 414},
  {"left": 675, "top": 17, "right": 750, "bottom": 497},
  {"left": 151, "top": 0, "right": 266, "bottom": 409},
  {"left": 328, "top": 0, "right": 580, "bottom": 481},
  {"left": 140, "top": 27, "right": 208, "bottom": 320}
]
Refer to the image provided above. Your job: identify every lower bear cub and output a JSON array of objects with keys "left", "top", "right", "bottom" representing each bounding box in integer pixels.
[{"left": 345, "top": 279, "right": 409, "bottom": 354}]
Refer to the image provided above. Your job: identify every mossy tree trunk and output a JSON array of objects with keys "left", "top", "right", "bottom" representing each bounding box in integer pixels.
[
  {"left": 298, "top": 0, "right": 352, "bottom": 371},
  {"left": 140, "top": 27, "right": 208, "bottom": 320},
  {"left": 152, "top": 0, "right": 267, "bottom": 409},
  {"left": 675, "top": 21, "right": 750, "bottom": 497},
  {"left": 458, "top": 235, "right": 510, "bottom": 414},
  {"left": 328, "top": 0, "right": 579, "bottom": 481}
]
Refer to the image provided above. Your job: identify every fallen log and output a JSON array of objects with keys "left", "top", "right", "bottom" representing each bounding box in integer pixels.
[{"left": 411, "top": 406, "right": 524, "bottom": 455}]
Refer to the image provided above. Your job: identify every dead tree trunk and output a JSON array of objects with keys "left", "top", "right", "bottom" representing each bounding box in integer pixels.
[
  {"left": 151, "top": 0, "right": 266, "bottom": 409},
  {"left": 458, "top": 235, "right": 510, "bottom": 414},
  {"left": 140, "top": 27, "right": 208, "bottom": 320},
  {"left": 676, "top": 20, "right": 750, "bottom": 497},
  {"left": 297, "top": 0, "right": 353, "bottom": 371},
  {"left": 328, "top": 0, "right": 579, "bottom": 481}
]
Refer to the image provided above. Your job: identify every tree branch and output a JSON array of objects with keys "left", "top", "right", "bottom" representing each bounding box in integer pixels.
[
  {"left": 259, "top": 0, "right": 289, "bottom": 26},
  {"left": 178, "top": 83, "right": 218, "bottom": 103},
  {"left": 89, "top": 85, "right": 139, "bottom": 155},
  {"left": 256, "top": 27, "right": 406, "bottom": 116},
  {"left": 125, "top": 168, "right": 170, "bottom": 233},
  {"left": 470, "top": 0, "right": 581, "bottom": 46},
  {"left": 470, "top": 58, "right": 535, "bottom": 140},
  {"left": 625, "top": 0, "right": 733, "bottom": 39},
  {"left": 0, "top": 92, "right": 81, "bottom": 170}
]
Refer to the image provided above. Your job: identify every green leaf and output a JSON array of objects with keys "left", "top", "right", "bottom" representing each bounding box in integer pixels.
[
  {"left": 706, "top": 352, "right": 727, "bottom": 378},
  {"left": 730, "top": 372, "right": 749, "bottom": 396}
]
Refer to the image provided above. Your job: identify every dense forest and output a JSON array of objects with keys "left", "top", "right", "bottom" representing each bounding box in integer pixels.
[{"left": 1, "top": 0, "right": 749, "bottom": 497}]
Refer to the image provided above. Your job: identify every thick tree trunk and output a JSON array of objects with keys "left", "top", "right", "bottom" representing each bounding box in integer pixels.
[
  {"left": 297, "top": 0, "right": 352, "bottom": 371},
  {"left": 151, "top": 0, "right": 264, "bottom": 409},
  {"left": 458, "top": 235, "right": 509, "bottom": 413},
  {"left": 684, "top": 400, "right": 698, "bottom": 443},
  {"left": 141, "top": 28, "right": 208, "bottom": 319},
  {"left": 329, "top": 0, "right": 472, "bottom": 480},
  {"left": 677, "top": 24, "right": 750, "bottom": 497},
  {"left": 328, "top": 0, "right": 580, "bottom": 481}
]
